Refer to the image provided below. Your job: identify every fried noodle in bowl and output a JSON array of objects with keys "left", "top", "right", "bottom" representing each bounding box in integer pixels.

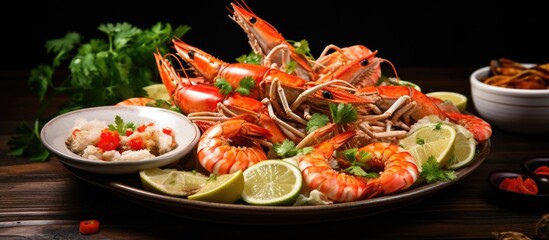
[{"left": 470, "top": 60, "right": 549, "bottom": 135}]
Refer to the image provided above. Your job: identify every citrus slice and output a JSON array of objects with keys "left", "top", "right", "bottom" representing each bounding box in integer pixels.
[
  {"left": 446, "top": 124, "right": 477, "bottom": 170},
  {"left": 426, "top": 91, "right": 468, "bottom": 112},
  {"left": 187, "top": 170, "right": 245, "bottom": 203},
  {"left": 139, "top": 168, "right": 208, "bottom": 197},
  {"left": 242, "top": 160, "right": 302, "bottom": 206},
  {"left": 143, "top": 83, "right": 170, "bottom": 100},
  {"left": 400, "top": 123, "right": 457, "bottom": 171}
]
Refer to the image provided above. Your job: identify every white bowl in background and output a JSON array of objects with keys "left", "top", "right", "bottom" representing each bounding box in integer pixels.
[
  {"left": 470, "top": 65, "right": 549, "bottom": 134},
  {"left": 41, "top": 106, "right": 200, "bottom": 174}
]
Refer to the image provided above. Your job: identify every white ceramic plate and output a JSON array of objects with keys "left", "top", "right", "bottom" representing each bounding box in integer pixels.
[{"left": 41, "top": 106, "right": 200, "bottom": 175}]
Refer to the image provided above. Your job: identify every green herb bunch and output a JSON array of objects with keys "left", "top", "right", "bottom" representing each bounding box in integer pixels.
[{"left": 8, "top": 22, "right": 190, "bottom": 162}]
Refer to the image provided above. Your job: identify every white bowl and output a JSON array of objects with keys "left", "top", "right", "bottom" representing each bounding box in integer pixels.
[
  {"left": 470, "top": 65, "right": 549, "bottom": 134},
  {"left": 41, "top": 106, "right": 200, "bottom": 174}
]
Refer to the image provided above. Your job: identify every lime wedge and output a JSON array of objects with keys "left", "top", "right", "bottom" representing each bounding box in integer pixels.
[
  {"left": 139, "top": 168, "right": 208, "bottom": 196},
  {"left": 143, "top": 84, "right": 170, "bottom": 100},
  {"left": 242, "top": 160, "right": 302, "bottom": 206},
  {"left": 400, "top": 123, "right": 457, "bottom": 171},
  {"left": 446, "top": 124, "right": 477, "bottom": 170},
  {"left": 188, "top": 170, "right": 245, "bottom": 203},
  {"left": 426, "top": 91, "right": 468, "bottom": 112}
]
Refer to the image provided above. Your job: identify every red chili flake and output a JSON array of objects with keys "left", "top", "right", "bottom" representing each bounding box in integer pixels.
[
  {"left": 534, "top": 166, "right": 549, "bottom": 176},
  {"left": 96, "top": 129, "right": 120, "bottom": 151},
  {"left": 125, "top": 129, "right": 134, "bottom": 136},
  {"left": 72, "top": 129, "right": 80, "bottom": 137},
  {"left": 137, "top": 122, "right": 155, "bottom": 133}
]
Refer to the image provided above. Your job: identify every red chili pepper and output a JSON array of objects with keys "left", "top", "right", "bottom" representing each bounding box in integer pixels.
[
  {"left": 79, "top": 219, "right": 100, "bottom": 235},
  {"left": 499, "top": 178, "right": 519, "bottom": 192},
  {"left": 125, "top": 129, "right": 134, "bottom": 136},
  {"left": 162, "top": 127, "right": 173, "bottom": 135},
  {"left": 127, "top": 136, "right": 145, "bottom": 150},
  {"left": 534, "top": 166, "right": 549, "bottom": 176},
  {"left": 499, "top": 176, "right": 538, "bottom": 195},
  {"left": 137, "top": 122, "right": 154, "bottom": 133},
  {"left": 96, "top": 129, "right": 120, "bottom": 151},
  {"left": 518, "top": 177, "right": 538, "bottom": 195}
]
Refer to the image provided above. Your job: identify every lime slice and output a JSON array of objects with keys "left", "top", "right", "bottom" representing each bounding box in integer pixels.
[
  {"left": 188, "top": 170, "right": 245, "bottom": 203},
  {"left": 242, "top": 160, "right": 302, "bottom": 206},
  {"left": 143, "top": 83, "right": 170, "bottom": 100},
  {"left": 400, "top": 123, "right": 457, "bottom": 171},
  {"left": 446, "top": 124, "right": 477, "bottom": 170},
  {"left": 139, "top": 168, "right": 208, "bottom": 196},
  {"left": 382, "top": 78, "right": 422, "bottom": 91},
  {"left": 426, "top": 91, "right": 467, "bottom": 112}
]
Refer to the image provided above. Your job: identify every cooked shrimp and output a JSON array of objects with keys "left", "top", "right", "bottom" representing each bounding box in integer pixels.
[
  {"left": 357, "top": 142, "right": 419, "bottom": 198},
  {"left": 196, "top": 118, "right": 272, "bottom": 175},
  {"left": 115, "top": 97, "right": 155, "bottom": 106},
  {"left": 298, "top": 130, "right": 372, "bottom": 202},
  {"left": 298, "top": 131, "right": 419, "bottom": 202}
]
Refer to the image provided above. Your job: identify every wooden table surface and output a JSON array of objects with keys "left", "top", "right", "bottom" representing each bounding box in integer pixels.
[{"left": 1, "top": 68, "right": 548, "bottom": 239}]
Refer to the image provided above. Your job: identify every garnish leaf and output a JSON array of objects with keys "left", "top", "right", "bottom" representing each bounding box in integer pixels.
[
  {"left": 214, "top": 78, "right": 233, "bottom": 96},
  {"left": 273, "top": 139, "right": 313, "bottom": 158},
  {"left": 234, "top": 76, "right": 255, "bottom": 96},
  {"left": 420, "top": 156, "right": 457, "bottom": 183},
  {"left": 306, "top": 113, "right": 330, "bottom": 134},
  {"left": 108, "top": 115, "right": 136, "bottom": 135},
  {"left": 329, "top": 103, "right": 358, "bottom": 124},
  {"left": 236, "top": 52, "right": 262, "bottom": 65},
  {"left": 342, "top": 148, "right": 377, "bottom": 178}
]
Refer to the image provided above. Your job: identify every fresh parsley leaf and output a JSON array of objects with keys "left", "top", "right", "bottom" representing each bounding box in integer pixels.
[
  {"left": 10, "top": 21, "right": 190, "bottom": 162},
  {"left": 420, "top": 156, "right": 457, "bottom": 183},
  {"left": 288, "top": 39, "right": 314, "bottom": 60},
  {"left": 273, "top": 139, "right": 313, "bottom": 158},
  {"left": 214, "top": 78, "right": 233, "bottom": 96},
  {"left": 108, "top": 115, "right": 136, "bottom": 135},
  {"left": 329, "top": 103, "right": 358, "bottom": 124},
  {"left": 306, "top": 113, "right": 330, "bottom": 134},
  {"left": 7, "top": 120, "right": 50, "bottom": 162},
  {"left": 341, "top": 148, "right": 377, "bottom": 178},
  {"left": 234, "top": 76, "right": 255, "bottom": 96},
  {"left": 236, "top": 52, "right": 262, "bottom": 65}
]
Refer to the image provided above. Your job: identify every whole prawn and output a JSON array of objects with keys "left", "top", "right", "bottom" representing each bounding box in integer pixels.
[
  {"left": 298, "top": 130, "right": 419, "bottom": 202},
  {"left": 229, "top": 1, "right": 391, "bottom": 87},
  {"left": 228, "top": 1, "right": 317, "bottom": 81},
  {"left": 196, "top": 115, "right": 272, "bottom": 175},
  {"left": 356, "top": 85, "right": 492, "bottom": 142},
  {"left": 154, "top": 51, "right": 288, "bottom": 145}
]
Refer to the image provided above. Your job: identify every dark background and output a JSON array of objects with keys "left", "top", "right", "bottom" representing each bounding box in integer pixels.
[{"left": 3, "top": 0, "right": 547, "bottom": 71}]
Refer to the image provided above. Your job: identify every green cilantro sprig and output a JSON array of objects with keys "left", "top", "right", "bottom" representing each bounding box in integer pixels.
[
  {"left": 273, "top": 139, "right": 313, "bottom": 158},
  {"left": 420, "top": 156, "right": 457, "bottom": 183},
  {"left": 108, "top": 115, "right": 136, "bottom": 135},
  {"left": 214, "top": 76, "right": 255, "bottom": 97},
  {"left": 8, "top": 22, "right": 190, "bottom": 162},
  {"left": 342, "top": 148, "right": 378, "bottom": 178}
]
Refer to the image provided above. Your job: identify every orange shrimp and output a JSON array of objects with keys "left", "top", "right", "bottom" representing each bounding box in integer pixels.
[
  {"left": 229, "top": 1, "right": 317, "bottom": 81},
  {"left": 445, "top": 112, "right": 492, "bottom": 143},
  {"left": 356, "top": 142, "right": 419, "bottom": 198},
  {"left": 356, "top": 85, "right": 492, "bottom": 142},
  {"left": 115, "top": 97, "right": 155, "bottom": 106},
  {"left": 298, "top": 130, "right": 372, "bottom": 202},
  {"left": 196, "top": 116, "right": 271, "bottom": 175},
  {"left": 298, "top": 131, "right": 419, "bottom": 202}
]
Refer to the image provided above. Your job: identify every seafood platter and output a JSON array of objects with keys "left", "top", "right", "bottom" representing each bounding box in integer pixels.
[{"left": 45, "top": 1, "right": 493, "bottom": 224}]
